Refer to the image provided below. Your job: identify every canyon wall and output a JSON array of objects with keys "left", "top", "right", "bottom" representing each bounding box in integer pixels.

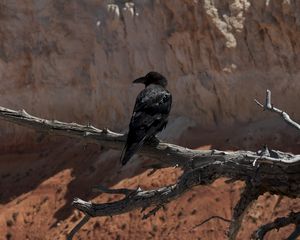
[
  {"left": 1, "top": 1, "right": 300, "bottom": 239},
  {"left": 0, "top": 0, "right": 299, "bottom": 150}
]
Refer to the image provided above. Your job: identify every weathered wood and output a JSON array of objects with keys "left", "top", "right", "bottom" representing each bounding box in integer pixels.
[
  {"left": 255, "top": 89, "right": 300, "bottom": 131},
  {"left": 251, "top": 211, "right": 300, "bottom": 240},
  {"left": 0, "top": 90, "right": 299, "bottom": 240}
]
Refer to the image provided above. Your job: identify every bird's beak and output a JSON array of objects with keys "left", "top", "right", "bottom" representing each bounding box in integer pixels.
[{"left": 133, "top": 77, "right": 146, "bottom": 84}]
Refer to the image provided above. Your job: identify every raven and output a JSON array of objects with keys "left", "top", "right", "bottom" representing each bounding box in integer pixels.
[{"left": 120, "top": 72, "right": 172, "bottom": 165}]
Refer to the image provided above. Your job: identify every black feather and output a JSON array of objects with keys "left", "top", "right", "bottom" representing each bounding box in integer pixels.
[{"left": 121, "top": 72, "right": 172, "bottom": 165}]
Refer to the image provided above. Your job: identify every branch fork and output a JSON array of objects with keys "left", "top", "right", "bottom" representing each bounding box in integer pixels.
[
  {"left": 0, "top": 90, "right": 299, "bottom": 240},
  {"left": 255, "top": 89, "right": 300, "bottom": 131}
]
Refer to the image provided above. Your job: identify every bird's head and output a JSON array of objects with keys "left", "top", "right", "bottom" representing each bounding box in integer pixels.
[{"left": 133, "top": 72, "right": 167, "bottom": 87}]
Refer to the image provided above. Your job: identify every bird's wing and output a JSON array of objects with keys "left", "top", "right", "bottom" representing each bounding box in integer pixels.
[
  {"left": 130, "top": 87, "right": 172, "bottom": 133},
  {"left": 132, "top": 86, "right": 172, "bottom": 117},
  {"left": 121, "top": 87, "right": 172, "bottom": 165}
]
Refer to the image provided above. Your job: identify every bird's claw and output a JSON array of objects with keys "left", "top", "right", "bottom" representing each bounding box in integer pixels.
[{"left": 146, "top": 136, "right": 160, "bottom": 146}]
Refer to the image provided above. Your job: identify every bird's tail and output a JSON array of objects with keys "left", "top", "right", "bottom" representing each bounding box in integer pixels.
[
  {"left": 120, "top": 139, "right": 145, "bottom": 165},
  {"left": 120, "top": 142, "right": 130, "bottom": 165}
]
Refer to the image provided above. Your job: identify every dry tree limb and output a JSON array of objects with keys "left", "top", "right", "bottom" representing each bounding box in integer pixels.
[
  {"left": 69, "top": 150, "right": 300, "bottom": 239},
  {"left": 228, "top": 182, "right": 261, "bottom": 240},
  {"left": 255, "top": 89, "right": 300, "bottom": 131},
  {"left": 66, "top": 214, "right": 90, "bottom": 240},
  {"left": 251, "top": 211, "right": 300, "bottom": 240},
  {"left": 0, "top": 106, "right": 195, "bottom": 167},
  {"left": 0, "top": 106, "right": 299, "bottom": 168},
  {"left": 287, "top": 224, "right": 300, "bottom": 240},
  {"left": 0, "top": 106, "right": 125, "bottom": 149},
  {"left": 0, "top": 91, "right": 299, "bottom": 240},
  {"left": 72, "top": 184, "right": 178, "bottom": 219}
]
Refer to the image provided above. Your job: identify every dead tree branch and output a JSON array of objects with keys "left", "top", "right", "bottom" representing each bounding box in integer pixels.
[
  {"left": 0, "top": 106, "right": 125, "bottom": 148},
  {"left": 251, "top": 211, "right": 300, "bottom": 240},
  {"left": 287, "top": 224, "right": 300, "bottom": 240},
  {"left": 0, "top": 106, "right": 196, "bottom": 167},
  {"left": 69, "top": 149, "right": 300, "bottom": 239},
  {"left": 66, "top": 214, "right": 90, "bottom": 240},
  {"left": 255, "top": 89, "right": 300, "bottom": 131},
  {"left": 229, "top": 182, "right": 261, "bottom": 240},
  {"left": 0, "top": 98, "right": 299, "bottom": 240}
]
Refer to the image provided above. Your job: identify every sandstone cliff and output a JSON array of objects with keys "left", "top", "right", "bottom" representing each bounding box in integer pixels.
[
  {"left": 0, "top": 0, "right": 299, "bottom": 149},
  {"left": 0, "top": 1, "right": 300, "bottom": 239}
]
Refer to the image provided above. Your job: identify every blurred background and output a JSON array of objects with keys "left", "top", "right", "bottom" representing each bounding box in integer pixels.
[{"left": 0, "top": 0, "right": 299, "bottom": 239}]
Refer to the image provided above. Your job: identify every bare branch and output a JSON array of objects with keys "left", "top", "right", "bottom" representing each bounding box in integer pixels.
[
  {"left": 254, "top": 99, "right": 264, "bottom": 108},
  {"left": 0, "top": 106, "right": 200, "bottom": 167},
  {"left": 0, "top": 101, "right": 300, "bottom": 240},
  {"left": 251, "top": 211, "right": 300, "bottom": 240},
  {"left": 287, "top": 224, "right": 300, "bottom": 240},
  {"left": 255, "top": 89, "right": 300, "bottom": 131},
  {"left": 228, "top": 182, "right": 261, "bottom": 240},
  {"left": 67, "top": 214, "right": 90, "bottom": 240},
  {"left": 70, "top": 183, "right": 181, "bottom": 234},
  {"left": 1, "top": 106, "right": 299, "bottom": 170},
  {"left": 0, "top": 106, "right": 125, "bottom": 148},
  {"left": 69, "top": 156, "right": 300, "bottom": 238}
]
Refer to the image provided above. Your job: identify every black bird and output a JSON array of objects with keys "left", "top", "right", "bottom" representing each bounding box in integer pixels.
[{"left": 120, "top": 72, "right": 172, "bottom": 165}]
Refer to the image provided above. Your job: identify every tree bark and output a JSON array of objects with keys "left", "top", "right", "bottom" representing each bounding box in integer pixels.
[{"left": 0, "top": 90, "right": 299, "bottom": 239}]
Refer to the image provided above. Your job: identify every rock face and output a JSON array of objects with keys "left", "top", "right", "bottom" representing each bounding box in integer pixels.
[
  {"left": 0, "top": 0, "right": 300, "bottom": 149},
  {"left": 0, "top": 1, "right": 300, "bottom": 239}
]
